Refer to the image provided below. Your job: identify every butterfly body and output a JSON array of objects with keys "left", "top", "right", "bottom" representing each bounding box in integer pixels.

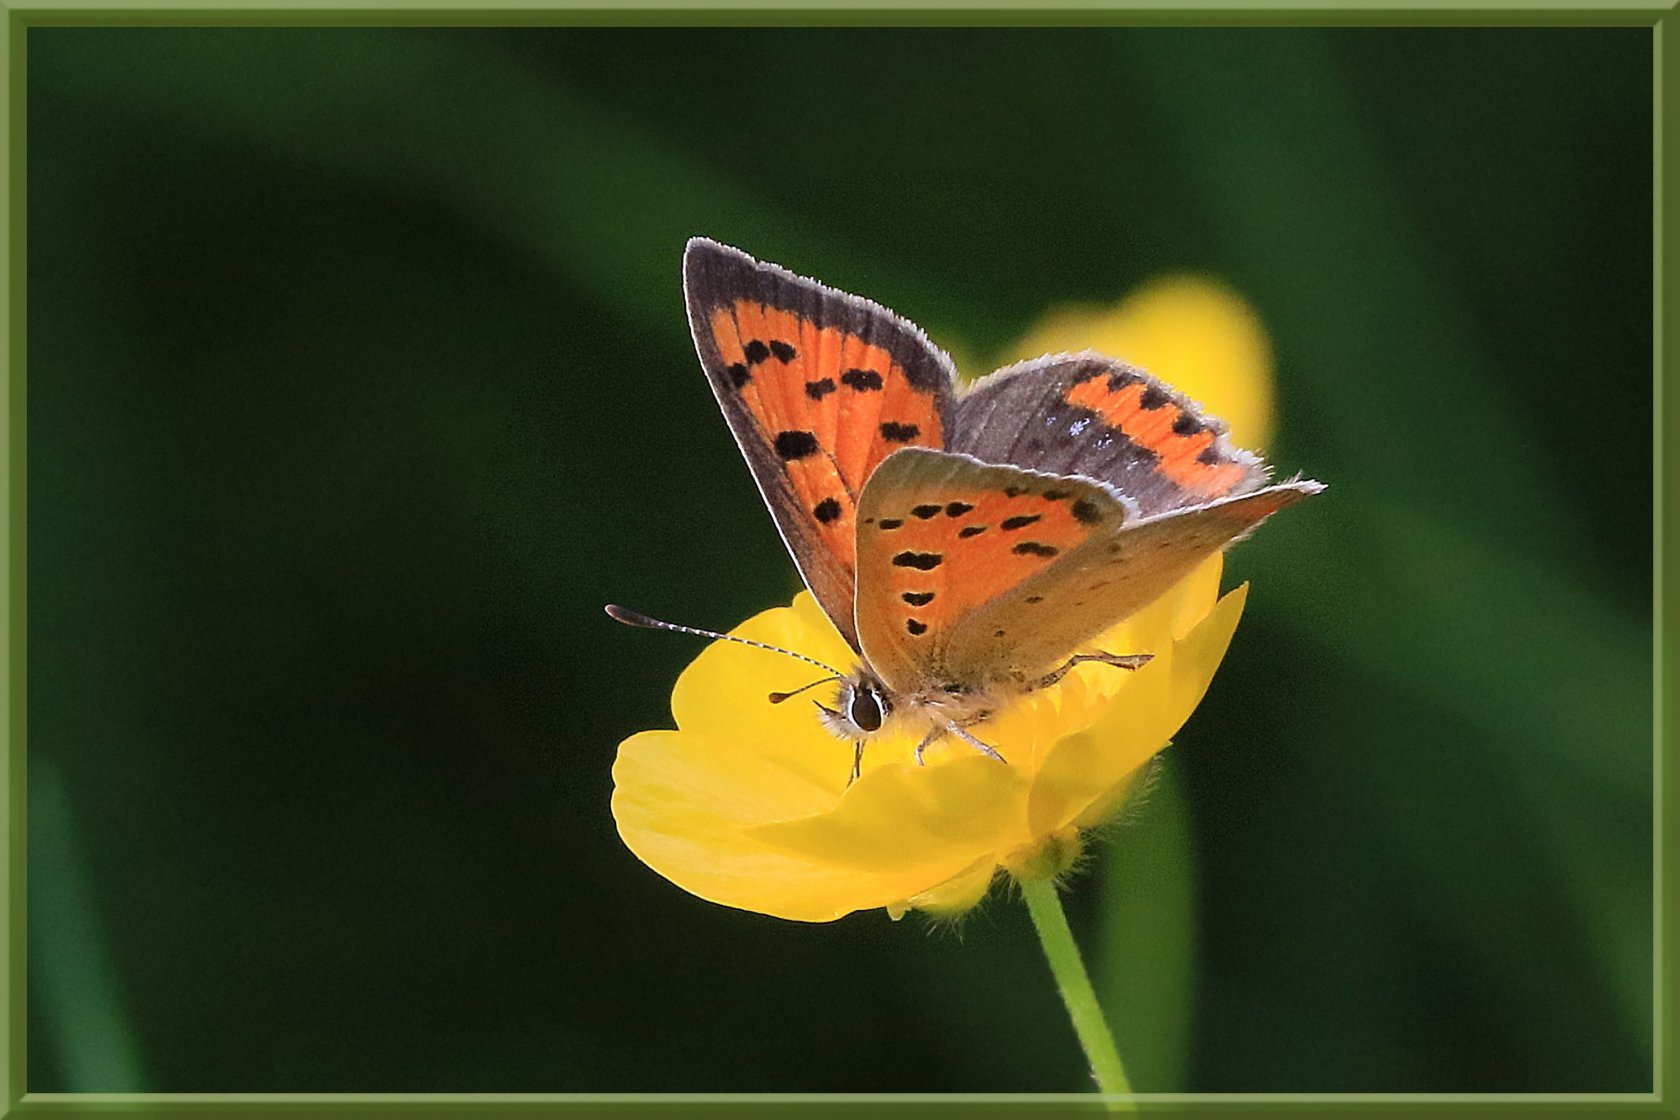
[
  {"left": 822, "top": 663, "right": 994, "bottom": 744},
  {"left": 663, "top": 239, "right": 1322, "bottom": 775}
]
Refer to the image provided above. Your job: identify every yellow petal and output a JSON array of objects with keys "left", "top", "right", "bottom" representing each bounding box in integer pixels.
[
  {"left": 1006, "top": 276, "right": 1275, "bottom": 449},
  {"left": 613, "top": 730, "right": 970, "bottom": 921},
  {"left": 752, "top": 754, "right": 1031, "bottom": 874},
  {"left": 1025, "top": 584, "right": 1248, "bottom": 835},
  {"left": 1168, "top": 554, "right": 1226, "bottom": 640}
]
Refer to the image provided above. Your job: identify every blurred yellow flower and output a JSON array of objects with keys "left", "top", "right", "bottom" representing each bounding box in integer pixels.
[
  {"left": 611, "top": 557, "right": 1246, "bottom": 923},
  {"left": 1006, "top": 275, "right": 1275, "bottom": 449}
]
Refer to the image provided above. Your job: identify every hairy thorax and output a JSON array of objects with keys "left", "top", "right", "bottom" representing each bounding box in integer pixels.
[{"left": 819, "top": 663, "right": 1015, "bottom": 745}]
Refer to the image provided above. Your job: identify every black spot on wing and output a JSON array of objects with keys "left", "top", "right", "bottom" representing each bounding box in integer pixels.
[
  {"left": 1070, "top": 499, "right": 1103, "bottom": 524},
  {"left": 880, "top": 421, "right": 920, "bottom": 442},
  {"left": 1001, "top": 514, "right": 1042, "bottom": 531},
  {"left": 1004, "top": 486, "right": 1025, "bottom": 498},
  {"left": 769, "top": 340, "right": 797, "bottom": 363},
  {"left": 812, "top": 497, "right": 842, "bottom": 524},
  {"left": 911, "top": 504, "right": 942, "bottom": 519},
  {"left": 906, "top": 619, "right": 929, "bottom": 635},
  {"left": 878, "top": 518, "right": 904, "bottom": 530},
  {"left": 805, "top": 378, "right": 837, "bottom": 400},
  {"left": 744, "top": 339, "right": 771, "bottom": 365},
  {"left": 1139, "top": 385, "right": 1171, "bottom": 410},
  {"left": 1041, "top": 490, "right": 1070, "bottom": 501},
  {"left": 1025, "top": 595, "right": 1044, "bottom": 604},
  {"left": 902, "top": 591, "right": 935, "bottom": 606},
  {"left": 727, "top": 363, "right": 751, "bottom": 388},
  {"left": 945, "top": 501, "right": 974, "bottom": 517},
  {"left": 841, "top": 368, "right": 883, "bottom": 392},
  {"left": 892, "top": 551, "right": 943, "bottom": 570},
  {"left": 774, "top": 431, "right": 820, "bottom": 460},
  {"left": 1172, "top": 413, "right": 1205, "bottom": 436},
  {"left": 958, "top": 525, "right": 987, "bottom": 538},
  {"left": 1013, "top": 542, "right": 1059, "bottom": 558},
  {"left": 1198, "top": 446, "right": 1224, "bottom": 465}
]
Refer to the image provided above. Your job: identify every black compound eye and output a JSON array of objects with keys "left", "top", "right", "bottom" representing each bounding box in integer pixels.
[{"left": 849, "top": 689, "right": 884, "bottom": 733}]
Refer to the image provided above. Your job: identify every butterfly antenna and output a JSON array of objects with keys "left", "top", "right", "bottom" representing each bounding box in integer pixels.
[
  {"left": 604, "top": 604, "right": 845, "bottom": 676},
  {"left": 766, "top": 676, "right": 841, "bottom": 704}
]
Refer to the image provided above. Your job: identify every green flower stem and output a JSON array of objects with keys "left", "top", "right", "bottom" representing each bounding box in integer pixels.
[{"left": 1021, "top": 877, "right": 1134, "bottom": 1101}]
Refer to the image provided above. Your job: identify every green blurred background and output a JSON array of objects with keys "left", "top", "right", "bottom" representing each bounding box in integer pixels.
[{"left": 26, "top": 26, "right": 1652, "bottom": 1093}]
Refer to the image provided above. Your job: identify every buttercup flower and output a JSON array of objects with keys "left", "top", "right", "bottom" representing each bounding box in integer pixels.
[{"left": 611, "top": 554, "right": 1245, "bottom": 922}]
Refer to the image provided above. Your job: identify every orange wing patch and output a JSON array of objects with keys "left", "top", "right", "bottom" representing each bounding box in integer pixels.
[
  {"left": 1062, "top": 376, "right": 1249, "bottom": 499},
  {"left": 707, "top": 300, "right": 945, "bottom": 571},
  {"left": 853, "top": 449, "right": 1129, "bottom": 694},
  {"left": 867, "top": 487, "right": 1105, "bottom": 641}
]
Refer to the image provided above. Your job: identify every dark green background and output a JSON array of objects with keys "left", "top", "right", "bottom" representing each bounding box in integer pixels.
[{"left": 26, "top": 26, "right": 1653, "bottom": 1093}]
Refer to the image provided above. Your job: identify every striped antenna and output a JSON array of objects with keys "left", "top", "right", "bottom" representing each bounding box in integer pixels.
[{"left": 604, "top": 604, "right": 845, "bottom": 677}]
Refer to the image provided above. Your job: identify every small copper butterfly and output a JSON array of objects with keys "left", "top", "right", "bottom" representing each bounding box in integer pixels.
[{"left": 609, "top": 239, "right": 1323, "bottom": 781}]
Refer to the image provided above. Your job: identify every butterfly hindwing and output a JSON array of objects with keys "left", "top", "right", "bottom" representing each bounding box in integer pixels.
[
  {"left": 684, "top": 239, "right": 958, "bottom": 648},
  {"left": 852, "top": 448, "right": 1136, "bottom": 695},
  {"left": 951, "top": 352, "right": 1270, "bottom": 516}
]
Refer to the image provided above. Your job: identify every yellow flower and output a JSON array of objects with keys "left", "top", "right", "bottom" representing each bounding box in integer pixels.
[
  {"left": 611, "top": 556, "right": 1246, "bottom": 923},
  {"left": 1005, "top": 275, "right": 1275, "bottom": 449}
]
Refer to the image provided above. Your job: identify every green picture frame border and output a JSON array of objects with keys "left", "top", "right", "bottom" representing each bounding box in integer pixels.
[{"left": 0, "top": 3, "right": 1669, "bottom": 1115}]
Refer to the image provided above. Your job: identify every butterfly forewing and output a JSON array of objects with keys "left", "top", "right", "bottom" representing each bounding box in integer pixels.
[
  {"left": 852, "top": 448, "right": 1135, "bottom": 695},
  {"left": 684, "top": 239, "right": 958, "bottom": 648},
  {"left": 951, "top": 352, "right": 1270, "bottom": 516},
  {"left": 943, "top": 480, "right": 1323, "bottom": 685},
  {"left": 855, "top": 448, "right": 1321, "bottom": 693}
]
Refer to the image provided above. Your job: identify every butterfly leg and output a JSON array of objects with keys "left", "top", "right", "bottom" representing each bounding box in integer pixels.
[
  {"left": 947, "top": 723, "right": 1008, "bottom": 766},
  {"left": 848, "top": 741, "right": 865, "bottom": 786},
  {"left": 913, "top": 726, "right": 946, "bottom": 767},
  {"left": 1034, "top": 652, "right": 1153, "bottom": 691}
]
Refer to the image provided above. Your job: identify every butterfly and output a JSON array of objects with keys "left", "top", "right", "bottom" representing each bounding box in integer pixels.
[{"left": 608, "top": 238, "right": 1323, "bottom": 782}]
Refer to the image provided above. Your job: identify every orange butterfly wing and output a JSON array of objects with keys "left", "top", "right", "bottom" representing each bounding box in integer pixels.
[
  {"left": 684, "top": 239, "right": 956, "bottom": 648},
  {"left": 855, "top": 448, "right": 1322, "bottom": 694},
  {"left": 852, "top": 449, "right": 1135, "bottom": 694}
]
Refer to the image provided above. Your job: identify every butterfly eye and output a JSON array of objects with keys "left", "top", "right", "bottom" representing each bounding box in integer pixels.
[{"left": 849, "top": 688, "right": 885, "bottom": 733}]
